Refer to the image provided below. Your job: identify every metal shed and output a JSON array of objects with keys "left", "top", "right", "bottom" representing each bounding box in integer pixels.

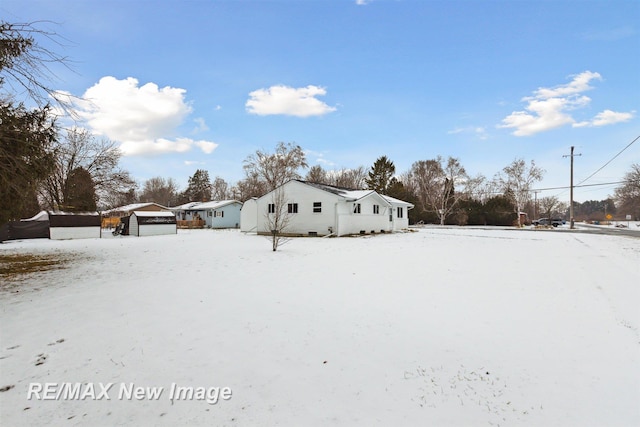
[
  {"left": 49, "top": 212, "right": 102, "bottom": 240},
  {"left": 129, "top": 211, "right": 177, "bottom": 237}
]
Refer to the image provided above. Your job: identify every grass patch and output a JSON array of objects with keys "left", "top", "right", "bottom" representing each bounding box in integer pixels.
[{"left": 0, "top": 253, "right": 69, "bottom": 280}]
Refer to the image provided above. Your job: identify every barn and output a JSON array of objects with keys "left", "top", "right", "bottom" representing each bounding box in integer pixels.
[{"left": 129, "top": 211, "right": 177, "bottom": 237}]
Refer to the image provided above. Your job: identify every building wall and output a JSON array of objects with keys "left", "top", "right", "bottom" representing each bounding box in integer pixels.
[
  {"left": 251, "top": 181, "right": 397, "bottom": 236},
  {"left": 209, "top": 203, "right": 242, "bottom": 228},
  {"left": 240, "top": 199, "right": 258, "bottom": 232},
  {"left": 49, "top": 227, "right": 101, "bottom": 240},
  {"left": 335, "top": 193, "right": 393, "bottom": 236},
  {"left": 130, "top": 215, "right": 139, "bottom": 236},
  {"left": 256, "top": 181, "right": 339, "bottom": 236},
  {"left": 390, "top": 204, "right": 410, "bottom": 231},
  {"left": 138, "top": 224, "right": 177, "bottom": 236},
  {"left": 129, "top": 215, "right": 176, "bottom": 236}
]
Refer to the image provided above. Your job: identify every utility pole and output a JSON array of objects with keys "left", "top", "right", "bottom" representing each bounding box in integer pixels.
[
  {"left": 563, "top": 146, "right": 581, "bottom": 229},
  {"left": 533, "top": 190, "right": 540, "bottom": 220}
]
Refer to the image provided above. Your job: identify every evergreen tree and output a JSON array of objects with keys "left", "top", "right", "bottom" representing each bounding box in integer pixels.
[
  {"left": 365, "top": 156, "right": 395, "bottom": 193},
  {"left": 185, "top": 169, "right": 212, "bottom": 202},
  {"left": 65, "top": 167, "right": 97, "bottom": 211},
  {"left": 0, "top": 103, "right": 56, "bottom": 224}
]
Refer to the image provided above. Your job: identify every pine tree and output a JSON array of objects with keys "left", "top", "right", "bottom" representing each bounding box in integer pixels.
[
  {"left": 65, "top": 167, "right": 97, "bottom": 212},
  {"left": 185, "top": 169, "right": 212, "bottom": 202},
  {"left": 365, "top": 156, "right": 395, "bottom": 194}
]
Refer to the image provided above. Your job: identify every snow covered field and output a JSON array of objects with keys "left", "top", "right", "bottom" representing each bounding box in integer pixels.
[{"left": 1, "top": 227, "right": 639, "bottom": 426}]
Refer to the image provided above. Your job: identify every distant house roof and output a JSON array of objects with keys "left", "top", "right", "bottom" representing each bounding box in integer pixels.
[
  {"left": 132, "top": 211, "right": 176, "bottom": 217},
  {"left": 104, "top": 202, "right": 169, "bottom": 214},
  {"left": 170, "top": 200, "right": 241, "bottom": 211}
]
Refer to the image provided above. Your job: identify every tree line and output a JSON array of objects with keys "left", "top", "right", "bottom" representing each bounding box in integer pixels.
[{"left": 2, "top": 21, "right": 638, "bottom": 226}]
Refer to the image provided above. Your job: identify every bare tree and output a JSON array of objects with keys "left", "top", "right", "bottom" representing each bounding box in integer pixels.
[
  {"left": 332, "top": 166, "right": 368, "bottom": 189},
  {"left": 305, "top": 165, "right": 328, "bottom": 184},
  {"left": 498, "top": 159, "right": 545, "bottom": 227},
  {"left": 211, "top": 176, "right": 231, "bottom": 200},
  {"left": 614, "top": 163, "right": 640, "bottom": 220},
  {"left": 407, "top": 156, "right": 470, "bottom": 225},
  {"left": 538, "top": 196, "right": 560, "bottom": 226},
  {"left": 231, "top": 172, "right": 267, "bottom": 201},
  {"left": 0, "top": 21, "right": 74, "bottom": 110},
  {"left": 243, "top": 142, "right": 308, "bottom": 192},
  {"left": 39, "top": 128, "right": 136, "bottom": 210},
  {"left": 264, "top": 187, "right": 293, "bottom": 252},
  {"left": 139, "top": 176, "right": 180, "bottom": 206},
  {"left": 304, "top": 165, "right": 368, "bottom": 189}
]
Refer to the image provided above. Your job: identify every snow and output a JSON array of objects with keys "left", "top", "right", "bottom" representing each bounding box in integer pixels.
[{"left": 1, "top": 227, "right": 638, "bottom": 426}]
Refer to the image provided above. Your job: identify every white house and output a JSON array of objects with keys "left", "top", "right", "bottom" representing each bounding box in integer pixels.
[
  {"left": 171, "top": 200, "right": 242, "bottom": 228},
  {"left": 240, "top": 180, "right": 414, "bottom": 237}
]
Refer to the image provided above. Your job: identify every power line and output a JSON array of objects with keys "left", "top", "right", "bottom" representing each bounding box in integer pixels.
[
  {"left": 531, "top": 180, "right": 626, "bottom": 192},
  {"left": 576, "top": 134, "right": 640, "bottom": 186}
]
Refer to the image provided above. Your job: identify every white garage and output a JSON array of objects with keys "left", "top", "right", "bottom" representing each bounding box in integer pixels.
[{"left": 129, "top": 211, "right": 177, "bottom": 237}]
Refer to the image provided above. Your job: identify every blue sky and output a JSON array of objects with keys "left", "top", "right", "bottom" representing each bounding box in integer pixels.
[{"left": 3, "top": 0, "right": 639, "bottom": 202}]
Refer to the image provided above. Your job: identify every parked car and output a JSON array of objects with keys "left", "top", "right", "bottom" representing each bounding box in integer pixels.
[{"left": 532, "top": 218, "right": 564, "bottom": 227}]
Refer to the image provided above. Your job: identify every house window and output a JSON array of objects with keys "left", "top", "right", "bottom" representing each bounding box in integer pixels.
[
  {"left": 373, "top": 204, "right": 379, "bottom": 214},
  {"left": 268, "top": 203, "right": 275, "bottom": 214},
  {"left": 397, "top": 207, "right": 404, "bottom": 218},
  {"left": 207, "top": 211, "right": 212, "bottom": 217},
  {"left": 353, "top": 203, "right": 361, "bottom": 214},
  {"left": 313, "top": 202, "right": 322, "bottom": 213},
  {"left": 288, "top": 203, "right": 298, "bottom": 214},
  {"left": 214, "top": 211, "right": 224, "bottom": 217}
]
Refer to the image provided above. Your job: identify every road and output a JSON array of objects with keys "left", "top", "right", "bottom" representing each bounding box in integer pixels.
[{"left": 567, "top": 223, "right": 640, "bottom": 239}]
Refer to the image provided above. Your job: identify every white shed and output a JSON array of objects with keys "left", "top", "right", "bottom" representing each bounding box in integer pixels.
[
  {"left": 48, "top": 212, "right": 102, "bottom": 240},
  {"left": 129, "top": 211, "right": 177, "bottom": 237}
]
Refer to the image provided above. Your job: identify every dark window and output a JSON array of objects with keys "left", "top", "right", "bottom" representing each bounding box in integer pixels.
[
  {"left": 373, "top": 204, "right": 379, "bottom": 214},
  {"left": 313, "top": 202, "right": 322, "bottom": 213},
  {"left": 268, "top": 203, "right": 275, "bottom": 213},
  {"left": 397, "top": 207, "right": 404, "bottom": 218},
  {"left": 353, "top": 203, "right": 361, "bottom": 214},
  {"left": 288, "top": 203, "right": 298, "bottom": 214}
]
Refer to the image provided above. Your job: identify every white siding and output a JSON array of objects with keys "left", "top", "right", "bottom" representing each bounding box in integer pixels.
[
  {"left": 210, "top": 203, "right": 242, "bottom": 228},
  {"left": 129, "top": 214, "right": 177, "bottom": 236},
  {"left": 49, "top": 227, "right": 101, "bottom": 240},
  {"left": 138, "top": 224, "right": 177, "bottom": 236},
  {"left": 240, "top": 199, "right": 258, "bottom": 232},
  {"left": 129, "top": 215, "right": 139, "bottom": 236},
  {"left": 256, "top": 180, "right": 339, "bottom": 236}
]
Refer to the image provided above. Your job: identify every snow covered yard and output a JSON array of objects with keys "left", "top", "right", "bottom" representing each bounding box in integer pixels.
[{"left": 1, "top": 228, "right": 638, "bottom": 426}]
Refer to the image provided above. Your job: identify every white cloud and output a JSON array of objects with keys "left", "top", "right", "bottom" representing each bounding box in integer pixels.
[
  {"left": 498, "top": 71, "right": 633, "bottom": 136},
  {"left": 75, "top": 76, "right": 218, "bottom": 156},
  {"left": 356, "top": 0, "right": 371, "bottom": 5},
  {"left": 193, "top": 117, "right": 209, "bottom": 132},
  {"left": 448, "top": 126, "right": 489, "bottom": 140},
  {"left": 246, "top": 85, "right": 337, "bottom": 117},
  {"left": 574, "top": 109, "right": 635, "bottom": 128}
]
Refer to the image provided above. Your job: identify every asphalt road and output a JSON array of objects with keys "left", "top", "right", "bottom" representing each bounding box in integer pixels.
[{"left": 563, "top": 223, "right": 640, "bottom": 239}]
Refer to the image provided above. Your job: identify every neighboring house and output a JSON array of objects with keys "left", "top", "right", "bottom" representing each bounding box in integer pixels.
[
  {"left": 103, "top": 202, "right": 171, "bottom": 218},
  {"left": 171, "top": 200, "right": 242, "bottom": 228},
  {"left": 240, "top": 180, "right": 414, "bottom": 237}
]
